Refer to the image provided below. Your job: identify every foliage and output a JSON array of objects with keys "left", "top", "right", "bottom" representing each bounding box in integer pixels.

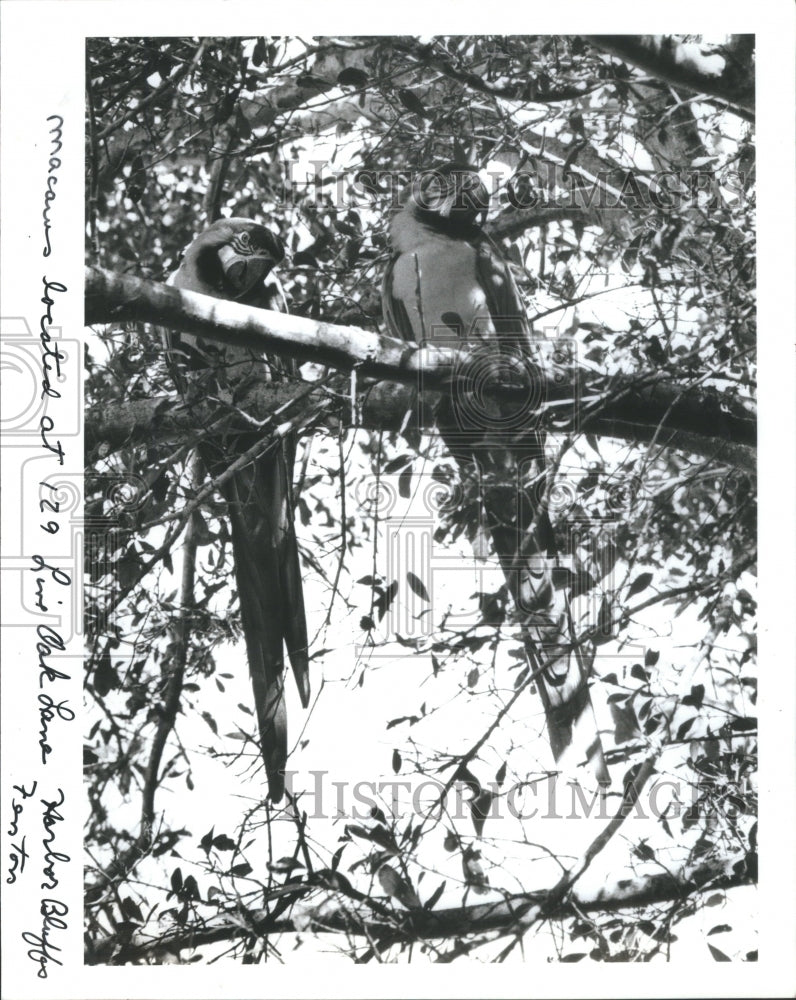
[{"left": 84, "top": 35, "right": 757, "bottom": 964}]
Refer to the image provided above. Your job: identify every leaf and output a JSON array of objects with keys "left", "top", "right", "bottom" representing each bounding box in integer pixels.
[
  {"left": 183, "top": 874, "right": 199, "bottom": 900},
  {"left": 398, "top": 466, "right": 413, "bottom": 498},
  {"left": 229, "top": 862, "right": 253, "bottom": 878},
  {"left": 682, "top": 684, "right": 705, "bottom": 709},
  {"left": 268, "top": 857, "right": 304, "bottom": 874},
  {"left": 495, "top": 761, "right": 507, "bottom": 786},
  {"left": 337, "top": 67, "right": 368, "bottom": 88},
  {"left": 251, "top": 37, "right": 267, "bottom": 67},
  {"left": 201, "top": 710, "right": 218, "bottom": 735},
  {"left": 424, "top": 880, "right": 446, "bottom": 911},
  {"left": 406, "top": 571, "right": 429, "bottom": 601},
  {"left": 440, "top": 310, "right": 464, "bottom": 333},
  {"left": 375, "top": 580, "right": 398, "bottom": 620},
  {"left": 235, "top": 105, "right": 252, "bottom": 140},
  {"left": 630, "top": 663, "right": 648, "bottom": 683},
  {"left": 627, "top": 572, "right": 653, "bottom": 598},
  {"left": 461, "top": 846, "right": 489, "bottom": 894},
  {"left": 386, "top": 714, "right": 419, "bottom": 729},
  {"left": 643, "top": 714, "right": 662, "bottom": 735},
  {"left": 676, "top": 717, "right": 695, "bottom": 740},
  {"left": 120, "top": 896, "right": 143, "bottom": 923},
  {"left": 151, "top": 470, "right": 169, "bottom": 503},
  {"left": 378, "top": 865, "right": 421, "bottom": 908},
  {"left": 293, "top": 249, "right": 319, "bottom": 268},
  {"left": 707, "top": 924, "right": 732, "bottom": 936},
  {"left": 707, "top": 943, "right": 731, "bottom": 962},
  {"left": 383, "top": 455, "right": 411, "bottom": 474},
  {"left": 93, "top": 653, "right": 119, "bottom": 697},
  {"left": 212, "top": 834, "right": 236, "bottom": 852},
  {"left": 585, "top": 434, "right": 602, "bottom": 457},
  {"left": 295, "top": 73, "right": 328, "bottom": 92},
  {"left": 170, "top": 867, "right": 183, "bottom": 894},
  {"left": 644, "top": 648, "right": 660, "bottom": 667},
  {"left": 314, "top": 868, "right": 354, "bottom": 894},
  {"left": 561, "top": 953, "right": 587, "bottom": 963},
  {"left": 467, "top": 667, "right": 479, "bottom": 688},
  {"left": 730, "top": 716, "right": 757, "bottom": 732},
  {"left": 443, "top": 830, "right": 458, "bottom": 852},
  {"left": 392, "top": 749, "right": 402, "bottom": 773},
  {"left": 345, "top": 823, "right": 371, "bottom": 841},
  {"left": 470, "top": 789, "right": 493, "bottom": 838},
  {"left": 397, "top": 88, "right": 429, "bottom": 118}
]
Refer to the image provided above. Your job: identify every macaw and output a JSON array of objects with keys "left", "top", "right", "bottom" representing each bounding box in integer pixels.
[
  {"left": 168, "top": 217, "right": 309, "bottom": 801},
  {"left": 382, "top": 163, "right": 608, "bottom": 784}
]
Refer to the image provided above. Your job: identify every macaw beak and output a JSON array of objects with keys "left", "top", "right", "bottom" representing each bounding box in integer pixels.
[{"left": 217, "top": 245, "right": 273, "bottom": 297}]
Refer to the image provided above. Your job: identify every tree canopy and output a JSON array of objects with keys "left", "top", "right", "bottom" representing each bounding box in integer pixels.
[{"left": 84, "top": 35, "right": 757, "bottom": 965}]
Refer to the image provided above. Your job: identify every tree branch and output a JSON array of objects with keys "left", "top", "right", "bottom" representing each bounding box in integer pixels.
[
  {"left": 88, "top": 855, "right": 753, "bottom": 963},
  {"left": 586, "top": 35, "right": 755, "bottom": 116},
  {"left": 86, "top": 265, "right": 459, "bottom": 385},
  {"left": 85, "top": 266, "right": 755, "bottom": 467}
]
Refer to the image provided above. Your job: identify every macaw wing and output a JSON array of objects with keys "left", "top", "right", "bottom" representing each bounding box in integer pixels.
[
  {"left": 253, "top": 278, "right": 311, "bottom": 715},
  {"left": 381, "top": 255, "right": 417, "bottom": 343},
  {"left": 475, "top": 236, "right": 534, "bottom": 351},
  {"left": 474, "top": 241, "right": 609, "bottom": 784},
  {"left": 168, "top": 246, "right": 309, "bottom": 801}
]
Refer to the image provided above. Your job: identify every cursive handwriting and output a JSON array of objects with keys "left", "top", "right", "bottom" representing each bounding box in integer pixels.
[
  {"left": 22, "top": 898, "right": 68, "bottom": 979},
  {"left": 39, "top": 276, "right": 67, "bottom": 406},
  {"left": 30, "top": 553, "right": 71, "bottom": 614},
  {"left": 7, "top": 782, "right": 38, "bottom": 884},
  {"left": 35, "top": 622, "right": 69, "bottom": 685},
  {"left": 7, "top": 781, "right": 38, "bottom": 836},
  {"left": 15, "top": 112, "right": 74, "bottom": 987},
  {"left": 40, "top": 789, "right": 69, "bottom": 891},
  {"left": 38, "top": 695, "right": 75, "bottom": 766},
  {"left": 7, "top": 838, "right": 30, "bottom": 884},
  {"left": 42, "top": 115, "right": 63, "bottom": 258}
]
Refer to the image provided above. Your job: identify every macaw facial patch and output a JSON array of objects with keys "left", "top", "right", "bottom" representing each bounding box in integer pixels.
[
  {"left": 413, "top": 168, "right": 490, "bottom": 220},
  {"left": 217, "top": 243, "right": 273, "bottom": 297}
]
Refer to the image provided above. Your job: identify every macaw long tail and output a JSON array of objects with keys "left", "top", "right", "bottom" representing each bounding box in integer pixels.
[
  {"left": 455, "top": 433, "right": 609, "bottom": 785},
  {"left": 491, "top": 518, "right": 609, "bottom": 784},
  {"left": 218, "top": 445, "right": 310, "bottom": 802}
]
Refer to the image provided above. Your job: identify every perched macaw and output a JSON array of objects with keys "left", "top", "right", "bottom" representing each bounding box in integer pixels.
[
  {"left": 168, "top": 217, "right": 309, "bottom": 801},
  {"left": 382, "top": 164, "right": 608, "bottom": 783}
]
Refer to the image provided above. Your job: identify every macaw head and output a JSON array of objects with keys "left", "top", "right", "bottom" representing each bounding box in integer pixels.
[
  {"left": 409, "top": 162, "right": 490, "bottom": 227},
  {"left": 182, "top": 217, "right": 285, "bottom": 300}
]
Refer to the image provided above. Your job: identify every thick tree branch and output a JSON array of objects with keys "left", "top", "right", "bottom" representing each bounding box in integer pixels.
[
  {"left": 88, "top": 855, "right": 753, "bottom": 963},
  {"left": 88, "top": 378, "right": 755, "bottom": 472},
  {"left": 586, "top": 35, "right": 755, "bottom": 116},
  {"left": 86, "top": 265, "right": 459, "bottom": 385},
  {"left": 85, "top": 266, "right": 755, "bottom": 470}
]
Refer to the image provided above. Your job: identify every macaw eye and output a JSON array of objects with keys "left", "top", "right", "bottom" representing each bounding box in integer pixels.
[{"left": 238, "top": 231, "right": 251, "bottom": 248}]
